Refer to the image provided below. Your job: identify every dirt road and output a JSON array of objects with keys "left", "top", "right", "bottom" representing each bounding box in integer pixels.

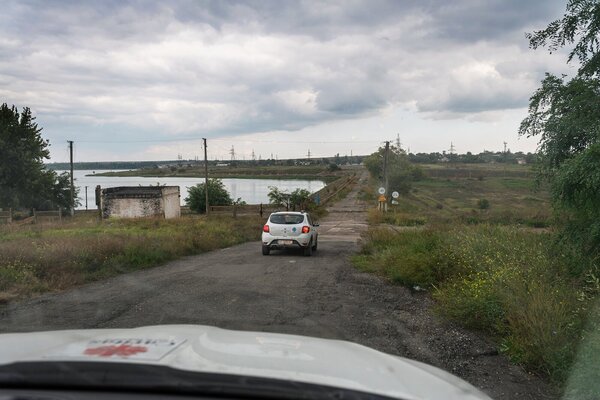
[{"left": 0, "top": 172, "right": 555, "bottom": 399}]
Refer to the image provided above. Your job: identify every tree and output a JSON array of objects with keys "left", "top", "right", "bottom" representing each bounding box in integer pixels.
[
  {"left": 520, "top": 0, "right": 600, "bottom": 259},
  {"left": 363, "top": 145, "right": 421, "bottom": 194},
  {"left": 0, "top": 103, "right": 77, "bottom": 211},
  {"left": 290, "top": 188, "right": 311, "bottom": 210},
  {"left": 268, "top": 187, "right": 312, "bottom": 210},
  {"left": 185, "top": 178, "right": 232, "bottom": 213}
]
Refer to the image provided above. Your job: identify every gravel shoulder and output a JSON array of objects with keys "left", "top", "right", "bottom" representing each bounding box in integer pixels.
[{"left": 0, "top": 170, "right": 556, "bottom": 400}]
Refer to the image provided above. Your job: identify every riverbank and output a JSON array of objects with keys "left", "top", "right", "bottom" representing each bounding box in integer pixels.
[{"left": 92, "top": 164, "right": 342, "bottom": 182}]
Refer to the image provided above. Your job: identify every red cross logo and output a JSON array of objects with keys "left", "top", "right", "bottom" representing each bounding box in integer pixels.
[{"left": 84, "top": 344, "right": 148, "bottom": 357}]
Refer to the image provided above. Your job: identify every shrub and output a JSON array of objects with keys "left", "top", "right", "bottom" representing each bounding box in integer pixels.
[
  {"left": 477, "top": 198, "right": 490, "bottom": 209},
  {"left": 185, "top": 178, "right": 233, "bottom": 213},
  {"left": 354, "top": 224, "right": 593, "bottom": 384}
]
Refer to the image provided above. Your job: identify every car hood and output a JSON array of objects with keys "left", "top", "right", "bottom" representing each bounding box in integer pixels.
[{"left": 0, "top": 325, "right": 491, "bottom": 400}]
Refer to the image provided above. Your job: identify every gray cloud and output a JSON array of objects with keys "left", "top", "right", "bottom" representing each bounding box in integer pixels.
[{"left": 0, "top": 0, "right": 568, "bottom": 146}]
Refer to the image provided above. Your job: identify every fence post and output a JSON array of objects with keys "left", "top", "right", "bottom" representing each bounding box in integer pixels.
[
  {"left": 58, "top": 207, "right": 62, "bottom": 222},
  {"left": 259, "top": 203, "right": 263, "bottom": 217},
  {"left": 32, "top": 208, "right": 37, "bottom": 224},
  {"left": 233, "top": 202, "right": 237, "bottom": 218},
  {"left": 8, "top": 208, "right": 12, "bottom": 224}
]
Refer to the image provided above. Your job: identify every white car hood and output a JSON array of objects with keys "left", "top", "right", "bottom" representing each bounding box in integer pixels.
[{"left": 0, "top": 325, "right": 491, "bottom": 400}]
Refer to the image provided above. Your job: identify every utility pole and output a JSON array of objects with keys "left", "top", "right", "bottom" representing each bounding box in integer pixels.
[
  {"left": 383, "top": 141, "right": 390, "bottom": 199},
  {"left": 307, "top": 149, "right": 311, "bottom": 160},
  {"left": 203, "top": 138, "right": 209, "bottom": 215},
  {"left": 68, "top": 140, "right": 74, "bottom": 216},
  {"left": 230, "top": 145, "right": 235, "bottom": 161}
]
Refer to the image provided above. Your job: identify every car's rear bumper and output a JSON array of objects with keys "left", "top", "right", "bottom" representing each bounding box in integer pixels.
[{"left": 262, "top": 236, "right": 311, "bottom": 248}]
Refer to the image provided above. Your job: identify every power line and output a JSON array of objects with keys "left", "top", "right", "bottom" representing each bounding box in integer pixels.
[{"left": 75, "top": 137, "right": 376, "bottom": 144}]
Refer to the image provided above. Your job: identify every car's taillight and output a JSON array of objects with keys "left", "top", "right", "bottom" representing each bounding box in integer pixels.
[
  {"left": 302, "top": 226, "right": 310, "bottom": 234},
  {"left": 263, "top": 225, "right": 270, "bottom": 233}
]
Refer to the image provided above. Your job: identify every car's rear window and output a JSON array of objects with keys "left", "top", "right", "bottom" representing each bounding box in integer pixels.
[{"left": 270, "top": 214, "right": 305, "bottom": 224}]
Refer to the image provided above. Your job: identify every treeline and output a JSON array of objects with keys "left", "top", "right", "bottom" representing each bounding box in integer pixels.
[
  {"left": 408, "top": 150, "right": 536, "bottom": 164},
  {"left": 45, "top": 151, "right": 536, "bottom": 172},
  {"left": 45, "top": 160, "right": 177, "bottom": 170}
]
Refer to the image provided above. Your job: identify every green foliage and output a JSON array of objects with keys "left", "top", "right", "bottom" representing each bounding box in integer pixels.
[
  {"left": 327, "top": 162, "right": 341, "bottom": 172},
  {"left": 185, "top": 178, "right": 232, "bottom": 213},
  {"left": 0, "top": 103, "right": 76, "bottom": 210},
  {"left": 363, "top": 145, "right": 417, "bottom": 194},
  {"left": 353, "top": 225, "right": 591, "bottom": 384},
  {"left": 521, "top": 1, "right": 600, "bottom": 262},
  {"left": 526, "top": 0, "right": 600, "bottom": 77},
  {"left": 477, "top": 198, "right": 490, "bottom": 210},
  {"left": 267, "top": 186, "right": 312, "bottom": 210}
]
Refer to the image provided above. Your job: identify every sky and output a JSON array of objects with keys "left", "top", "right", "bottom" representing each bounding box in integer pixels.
[{"left": 0, "top": 0, "right": 572, "bottom": 162}]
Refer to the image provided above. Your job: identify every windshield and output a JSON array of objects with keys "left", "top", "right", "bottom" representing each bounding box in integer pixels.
[
  {"left": 269, "top": 214, "right": 305, "bottom": 224},
  {"left": 1, "top": 1, "right": 598, "bottom": 400}
]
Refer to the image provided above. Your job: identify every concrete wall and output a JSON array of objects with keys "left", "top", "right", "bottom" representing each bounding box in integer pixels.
[
  {"left": 101, "top": 186, "right": 180, "bottom": 219},
  {"left": 161, "top": 186, "right": 181, "bottom": 219}
]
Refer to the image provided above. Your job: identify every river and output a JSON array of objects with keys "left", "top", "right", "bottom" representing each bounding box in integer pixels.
[{"left": 58, "top": 170, "right": 326, "bottom": 210}]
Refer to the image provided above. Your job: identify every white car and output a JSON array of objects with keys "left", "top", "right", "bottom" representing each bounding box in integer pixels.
[
  {"left": 262, "top": 211, "right": 319, "bottom": 256},
  {"left": 0, "top": 325, "right": 492, "bottom": 400}
]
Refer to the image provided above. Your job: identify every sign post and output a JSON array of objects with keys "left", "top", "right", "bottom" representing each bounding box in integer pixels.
[
  {"left": 377, "top": 187, "right": 387, "bottom": 212},
  {"left": 391, "top": 191, "right": 399, "bottom": 206}
]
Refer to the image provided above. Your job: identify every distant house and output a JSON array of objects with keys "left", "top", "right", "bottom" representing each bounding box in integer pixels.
[
  {"left": 516, "top": 158, "right": 527, "bottom": 165},
  {"left": 216, "top": 163, "right": 230, "bottom": 167},
  {"left": 440, "top": 156, "right": 450, "bottom": 163},
  {"left": 100, "top": 186, "right": 180, "bottom": 219}
]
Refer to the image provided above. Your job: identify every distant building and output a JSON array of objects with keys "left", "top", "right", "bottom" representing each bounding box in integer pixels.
[
  {"left": 516, "top": 158, "right": 527, "bottom": 165},
  {"left": 100, "top": 186, "right": 180, "bottom": 219}
]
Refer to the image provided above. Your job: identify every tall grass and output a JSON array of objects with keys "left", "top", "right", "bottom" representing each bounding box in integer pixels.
[
  {"left": 353, "top": 225, "right": 598, "bottom": 388},
  {"left": 0, "top": 215, "right": 262, "bottom": 302}
]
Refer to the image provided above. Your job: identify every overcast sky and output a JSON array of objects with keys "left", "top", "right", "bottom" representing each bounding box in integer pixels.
[{"left": 0, "top": 0, "right": 570, "bottom": 162}]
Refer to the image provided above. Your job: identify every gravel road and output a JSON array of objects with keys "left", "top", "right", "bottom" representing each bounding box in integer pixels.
[{"left": 0, "top": 171, "right": 556, "bottom": 400}]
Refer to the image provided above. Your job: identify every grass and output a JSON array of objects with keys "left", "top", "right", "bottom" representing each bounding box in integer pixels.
[
  {"left": 380, "top": 167, "right": 552, "bottom": 227},
  {"left": 0, "top": 214, "right": 262, "bottom": 302},
  {"left": 355, "top": 164, "right": 599, "bottom": 394},
  {"left": 353, "top": 224, "right": 599, "bottom": 392}
]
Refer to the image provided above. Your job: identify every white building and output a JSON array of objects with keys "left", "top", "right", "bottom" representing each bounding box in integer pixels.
[{"left": 100, "top": 186, "right": 180, "bottom": 219}]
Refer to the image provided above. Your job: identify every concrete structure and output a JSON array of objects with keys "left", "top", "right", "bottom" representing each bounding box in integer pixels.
[{"left": 100, "top": 186, "right": 181, "bottom": 219}]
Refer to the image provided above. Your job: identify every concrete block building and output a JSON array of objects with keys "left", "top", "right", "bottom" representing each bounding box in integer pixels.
[{"left": 100, "top": 186, "right": 180, "bottom": 219}]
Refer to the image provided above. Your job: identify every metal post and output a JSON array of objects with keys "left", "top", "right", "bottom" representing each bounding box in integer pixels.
[
  {"left": 203, "top": 138, "right": 209, "bottom": 215},
  {"left": 85, "top": 186, "right": 88, "bottom": 210},
  {"left": 68, "top": 140, "right": 74, "bottom": 216},
  {"left": 383, "top": 141, "right": 390, "bottom": 206}
]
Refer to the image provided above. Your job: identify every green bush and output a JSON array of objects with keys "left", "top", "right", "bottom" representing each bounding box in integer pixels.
[
  {"left": 477, "top": 198, "right": 490, "bottom": 209},
  {"left": 353, "top": 224, "right": 593, "bottom": 384}
]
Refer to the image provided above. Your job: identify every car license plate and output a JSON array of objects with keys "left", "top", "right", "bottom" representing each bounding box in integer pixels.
[{"left": 279, "top": 240, "right": 293, "bottom": 245}]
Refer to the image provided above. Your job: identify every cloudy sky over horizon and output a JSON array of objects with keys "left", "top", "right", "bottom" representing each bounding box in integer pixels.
[{"left": 0, "top": 0, "right": 570, "bottom": 162}]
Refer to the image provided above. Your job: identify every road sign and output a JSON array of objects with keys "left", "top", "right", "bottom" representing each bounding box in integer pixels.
[
  {"left": 378, "top": 194, "right": 387, "bottom": 202},
  {"left": 378, "top": 187, "right": 385, "bottom": 195},
  {"left": 392, "top": 191, "right": 399, "bottom": 199}
]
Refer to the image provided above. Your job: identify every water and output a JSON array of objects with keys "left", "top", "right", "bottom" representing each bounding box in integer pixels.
[{"left": 58, "top": 170, "right": 326, "bottom": 210}]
